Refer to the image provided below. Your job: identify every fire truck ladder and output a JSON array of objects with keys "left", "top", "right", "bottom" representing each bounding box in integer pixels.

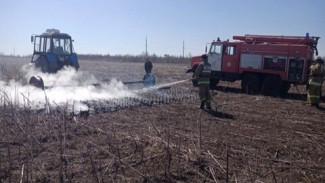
[{"left": 233, "top": 34, "right": 320, "bottom": 55}]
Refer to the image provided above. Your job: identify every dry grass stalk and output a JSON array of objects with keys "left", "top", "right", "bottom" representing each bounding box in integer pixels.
[
  {"left": 71, "top": 134, "right": 147, "bottom": 179},
  {"left": 20, "top": 164, "right": 24, "bottom": 183},
  {"left": 209, "top": 166, "right": 218, "bottom": 183},
  {"left": 207, "top": 150, "right": 226, "bottom": 173},
  {"left": 87, "top": 146, "right": 100, "bottom": 183},
  {"left": 7, "top": 144, "right": 12, "bottom": 183}
]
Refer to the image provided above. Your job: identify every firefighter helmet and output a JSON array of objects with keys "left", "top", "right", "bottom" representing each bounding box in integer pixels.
[
  {"left": 201, "top": 54, "right": 208, "bottom": 61},
  {"left": 315, "top": 57, "right": 324, "bottom": 64}
]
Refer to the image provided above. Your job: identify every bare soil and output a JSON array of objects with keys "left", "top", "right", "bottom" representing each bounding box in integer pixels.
[{"left": 0, "top": 57, "right": 325, "bottom": 182}]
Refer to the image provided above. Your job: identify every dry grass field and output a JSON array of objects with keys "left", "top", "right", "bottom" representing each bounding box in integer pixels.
[{"left": 0, "top": 56, "right": 325, "bottom": 182}]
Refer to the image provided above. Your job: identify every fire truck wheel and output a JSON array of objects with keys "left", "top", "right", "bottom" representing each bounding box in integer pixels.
[
  {"left": 192, "top": 73, "right": 198, "bottom": 87},
  {"left": 281, "top": 82, "right": 291, "bottom": 95},
  {"left": 210, "top": 78, "right": 219, "bottom": 89},
  {"left": 261, "top": 75, "right": 283, "bottom": 96},
  {"left": 192, "top": 79, "right": 198, "bottom": 87},
  {"left": 241, "top": 74, "right": 261, "bottom": 94}
]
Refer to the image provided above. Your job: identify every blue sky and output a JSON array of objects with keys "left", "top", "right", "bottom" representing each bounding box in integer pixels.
[{"left": 0, "top": 0, "right": 324, "bottom": 57}]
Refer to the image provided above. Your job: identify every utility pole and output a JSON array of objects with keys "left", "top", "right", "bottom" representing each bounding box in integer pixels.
[
  {"left": 145, "top": 35, "right": 148, "bottom": 57},
  {"left": 182, "top": 40, "right": 185, "bottom": 59}
]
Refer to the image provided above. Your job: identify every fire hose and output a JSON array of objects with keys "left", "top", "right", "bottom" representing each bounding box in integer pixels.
[{"left": 28, "top": 73, "right": 158, "bottom": 90}]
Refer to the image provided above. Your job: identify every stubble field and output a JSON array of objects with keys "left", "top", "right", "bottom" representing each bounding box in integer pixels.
[{"left": 0, "top": 56, "right": 325, "bottom": 183}]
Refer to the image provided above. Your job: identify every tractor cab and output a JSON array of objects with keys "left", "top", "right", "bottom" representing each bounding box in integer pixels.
[{"left": 31, "top": 29, "right": 79, "bottom": 73}]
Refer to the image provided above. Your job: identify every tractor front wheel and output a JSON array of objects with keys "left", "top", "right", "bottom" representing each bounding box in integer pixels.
[{"left": 38, "top": 56, "right": 50, "bottom": 73}]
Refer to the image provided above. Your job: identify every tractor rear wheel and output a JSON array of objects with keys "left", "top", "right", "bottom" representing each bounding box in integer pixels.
[
  {"left": 37, "top": 56, "right": 50, "bottom": 73},
  {"left": 241, "top": 74, "right": 261, "bottom": 94},
  {"left": 261, "top": 75, "right": 283, "bottom": 96}
]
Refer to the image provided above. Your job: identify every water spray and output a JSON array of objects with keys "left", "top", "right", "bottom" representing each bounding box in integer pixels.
[{"left": 19, "top": 65, "right": 199, "bottom": 115}]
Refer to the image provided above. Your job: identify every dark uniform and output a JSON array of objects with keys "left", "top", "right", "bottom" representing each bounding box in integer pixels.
[
  {"left": 143, "top": 58, "right": 155, "bottom": 86},
  {"left": 144, "top": 58, "right": 153, "bottom": 74},
  {"left": 307, "top": 57, "right": 325, "bottom": 107},
  {"left": 194, "top": 54, "right": 212, "bottom": 109}
]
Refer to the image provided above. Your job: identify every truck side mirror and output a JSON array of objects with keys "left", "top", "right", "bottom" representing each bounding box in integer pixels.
[
  {"left": 31, "top": 36, "right": 34, "bottom": 43},
  {"left": 205, "top": 45, "right": 207, "bottom": 53}
]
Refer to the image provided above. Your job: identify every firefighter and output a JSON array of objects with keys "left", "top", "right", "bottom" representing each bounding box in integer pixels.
[
  {"left": 307, "top": 57, "right": 325, "bottom": 107},
  {"left": 143, "top": 57, "right": 155, "bottom": 86},
  {"left": 144, "top": 57, "right": 153, "bottom": 74},
  {"left": 194, "top": 54, "right": 212, "bottom": 110}
]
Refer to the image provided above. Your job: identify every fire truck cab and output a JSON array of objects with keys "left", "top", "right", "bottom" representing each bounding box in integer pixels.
[{"left": 188, "top": 34, "right": 319, "bottom": 96}]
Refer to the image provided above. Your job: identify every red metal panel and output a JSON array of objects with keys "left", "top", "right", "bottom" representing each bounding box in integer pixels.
[
  {"left": 190, "top": 56, "right": 202, "bottom": 68},
  {"left": 240, "top": 44, "right": 309, "bottom": 57},
  {"left": 239, "top": 67, "right": 287, "bottom": 80},
  {"left": 222, "top": 54, "right": 238, "bottom": 73},
  {"left": 221, "top": 43, "right": 240, "bottom": 73}
]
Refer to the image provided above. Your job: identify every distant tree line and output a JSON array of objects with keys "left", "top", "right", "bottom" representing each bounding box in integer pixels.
[
  {"left": 0, "top": 53, "right": 192, "bottom": 63},
  {"left": 2, "top": 53, "right": 325, "bottom": 64},
  {"left": 77, "top": 53, "right": 191, "bottom": 63}
]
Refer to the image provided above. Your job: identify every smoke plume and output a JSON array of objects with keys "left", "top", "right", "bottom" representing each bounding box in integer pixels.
[{"left": 0, "top": 64, "right": 136, "bottom": 112}]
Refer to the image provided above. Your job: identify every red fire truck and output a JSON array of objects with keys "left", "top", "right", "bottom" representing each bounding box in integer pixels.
[{"left": 187, "top": 34, "right": 320, "bottom": 96}]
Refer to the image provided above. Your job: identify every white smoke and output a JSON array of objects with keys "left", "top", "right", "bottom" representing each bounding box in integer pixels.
[{"left": 0, "top": 64, "right": 136, "bottom": 112}]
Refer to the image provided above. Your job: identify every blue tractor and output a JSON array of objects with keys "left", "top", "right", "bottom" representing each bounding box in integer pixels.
[{"left": 30, "top": 29, "right": 79, "bottom": 73}]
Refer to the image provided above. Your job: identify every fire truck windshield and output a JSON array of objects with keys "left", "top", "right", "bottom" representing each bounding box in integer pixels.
[{"left": 209, "top": 44, "right": 222, "bottom": 55}]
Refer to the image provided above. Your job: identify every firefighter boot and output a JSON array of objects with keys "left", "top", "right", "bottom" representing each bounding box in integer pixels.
[
  {"left": 199, "top": 101, "right": 205, "bottom": 109},
  {"left": 206, "top": 101, "right": 212, "bottom": 110}
]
